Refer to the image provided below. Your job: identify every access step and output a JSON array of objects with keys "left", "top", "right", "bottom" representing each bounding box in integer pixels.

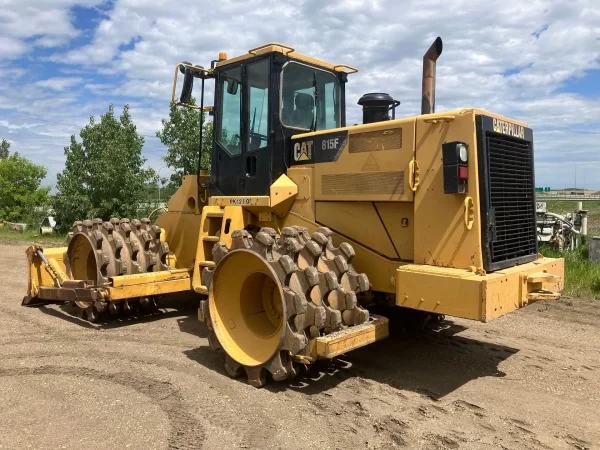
[
  {"left": 527, "top": 289, "right": 561, "bottom": 301},
  {"left": 311, "top": 314, "right": 389, "bottom": 359},
  {"left": 527, "top": 272, "right": 560, "bottom": 284}
]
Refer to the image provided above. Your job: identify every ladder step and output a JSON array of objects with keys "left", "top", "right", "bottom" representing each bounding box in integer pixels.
[
  {"left": 202, "top": 236, "right": 220, "bottom": 242},
  {"left": 198, "top": 261, "right": 215, "bottom": 268},
  {"left": 527, "top": 289, "right": 560, "bottom": 301},
  {"left": 527, "top": 272, "right": 560, "bottom": 284},
  {"left": 205, "top": 211, "right": 224, "bottom": 218}
]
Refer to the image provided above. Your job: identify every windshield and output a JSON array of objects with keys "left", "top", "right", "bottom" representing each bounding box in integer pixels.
[{"left": 281, "top": 62, "right": 340, "bottom": 131}]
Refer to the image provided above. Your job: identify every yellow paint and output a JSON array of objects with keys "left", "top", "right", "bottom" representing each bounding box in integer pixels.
[
  {"left": 209, "top": 250, "right": 285, "bottom": 366},
  {"left": 374, "top": 202, "right": 414, "bottom": 260},
  {"left": 110, "top": 269, "right": 191, "bottom": 288},
  {"left": 215, "top": 43, "right": 355, "bottom": 75},
  {"left": 270, "top": 174, "right": 298, "bottom": 217},
  {"left": 25, "top": 246, "right": 68, "bottom": 301},
  {"left": 107, "top": 277, "right": 193, "bottom": 300},
  {"left": 309, "top": 118, "right": 415, "bottom": 202},
  {"left": 155, "top": 212, "right": 202, "bottom": 269},
  {"left": 288, "top": 168, "right": 314, "bottom": 221},
  {"left": 313, "top": 314, "right": 389, "bottom": 358},
  {"left": 414, "top": 109, "right": 483, "bottom": 269},
  {"left": 209, "top": 196, "right": 271, "bottom": 207},
  {"left": 315, "top": 201, "right": 398, "bottom": 258},
  {"left": 397, "top": 256, "right": 564, "bottom": 322}
]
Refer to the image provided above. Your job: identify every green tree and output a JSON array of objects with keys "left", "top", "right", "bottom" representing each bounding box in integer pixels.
[
  {"left": 0, "top": 139, "right": 10, "bottom": 159},
  {"left": 54, "top": 104, "right": 156, "bottom": 231},
  {"left": 0, "top": 153, "right": 50, "bottom": 223},
  {"left": 156, "top": 97, "right": 212, "bottom": 189}
]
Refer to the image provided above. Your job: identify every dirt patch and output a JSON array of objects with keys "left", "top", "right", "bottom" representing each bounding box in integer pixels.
[{"left": 1, "top": 243, "right": 599, "bottom": 449}]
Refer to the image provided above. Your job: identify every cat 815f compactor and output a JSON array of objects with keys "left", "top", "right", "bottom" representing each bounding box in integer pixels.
[{"left": 24, "top": 38, "right": 564, "bottom": 387}]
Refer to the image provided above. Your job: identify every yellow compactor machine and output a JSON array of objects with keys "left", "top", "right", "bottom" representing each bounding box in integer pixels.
[{"left": 24, "top": 38, "right": 564, "bottom": 387}]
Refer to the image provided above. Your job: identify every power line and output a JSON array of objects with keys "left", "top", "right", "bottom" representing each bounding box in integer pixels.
[{"left": 0, "top": 112, "right": 162, "bottom": 140}]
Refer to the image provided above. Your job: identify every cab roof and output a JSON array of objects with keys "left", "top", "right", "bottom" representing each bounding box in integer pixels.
[{"left": 215, "top": 42, "right": 358, "bottom": 75}]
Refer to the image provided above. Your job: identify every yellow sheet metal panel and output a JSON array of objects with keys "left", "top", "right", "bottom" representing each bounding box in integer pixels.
[
  {"left": 396, "top": 264, "right": 484, "bottom": 320},
  {"left": 288, "top": 167, "right": 315, "bottom": 221},
  {"left": 155, "top": 211, "right": 202, "bottom": 270},
  {"left": 270, "top": 174, "right": 298, "bottom": 217},
  {"left": 414, "top": 109, "right": 484, "bottom": 269},
  {"left": 27, "top": 246, "right": 68, "bottom": 294},
  {"left": 309, "top": 118, "right": 416, "bottom": 202},
  {"left": 375, "top": 202, "right": 414, "bottom": 261},
  {"left": 315, "top": 201, "right": 398, "bottom": 258},
  {"left": 165, "top": 174, "right": 207, "bottom": 214}
]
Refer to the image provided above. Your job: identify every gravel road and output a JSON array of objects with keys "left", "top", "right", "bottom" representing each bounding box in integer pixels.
[{"left": 1, "top": 242, "right": 599, "bottom": 449}]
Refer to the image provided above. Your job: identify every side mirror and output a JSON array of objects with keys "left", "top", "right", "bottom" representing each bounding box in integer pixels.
[
  {"left": 227, "top": 79, "right": 239, "bottom": 95},
  {"left": 180, "top": 64, "right": 194, "bottom": 104}
]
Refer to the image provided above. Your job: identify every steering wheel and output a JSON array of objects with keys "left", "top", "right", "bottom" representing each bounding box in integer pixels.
[{"left": 249, "top": 131, "right": 268, "bottom": 142}]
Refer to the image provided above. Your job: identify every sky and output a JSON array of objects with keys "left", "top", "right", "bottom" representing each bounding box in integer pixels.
[{"left": 0, "top": 0, "right": 599, "bottom": 190}]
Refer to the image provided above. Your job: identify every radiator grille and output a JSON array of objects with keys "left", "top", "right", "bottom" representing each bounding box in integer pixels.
[
  {"left": 322, "top": 171, "right": 404, "bottom": 195},
  {"left": 486, "top": 133, "right": 537, "bottom": 264},
  {"left": 349, "top": 129, "right": 402, "bottom": 153}
]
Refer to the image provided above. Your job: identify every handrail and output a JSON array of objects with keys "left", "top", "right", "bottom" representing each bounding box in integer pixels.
[
  {"left": 249, "top": 42, "right": 295, "bottom": 55},
  {"left": 333, "top": 64, "right": 358, "bottom": 74},
  {"left": 171, "top": 63, "right": 213, "bottom": 109},
  {"left": 423, "top": 115, "right": 455, "bottom": 124}
]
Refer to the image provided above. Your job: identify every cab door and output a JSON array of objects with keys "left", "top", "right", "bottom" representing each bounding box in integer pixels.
[
  {"left": 243, "top": 58, "right": 271, "bottom": 195},
  {"left": 213, "top": 65, "right": 243, "bottom": 195}
]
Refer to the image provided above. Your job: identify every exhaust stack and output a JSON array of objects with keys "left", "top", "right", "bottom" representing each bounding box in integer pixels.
[{"left": 421, "top": 37, "right": 443, "bottom": 115}]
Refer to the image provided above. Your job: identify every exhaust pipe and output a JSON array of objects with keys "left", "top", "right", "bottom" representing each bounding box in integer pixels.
[{"left": 421, "top": 37, "right": 443, "bottom": 115}]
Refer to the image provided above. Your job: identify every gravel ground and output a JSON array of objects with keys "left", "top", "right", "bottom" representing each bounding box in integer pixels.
[{"left": 1, "top": 242, "right": 599, "bottom": 450}]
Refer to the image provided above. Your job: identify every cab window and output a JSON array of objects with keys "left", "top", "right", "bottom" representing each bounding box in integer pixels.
[
  {"left": 217, "top": 66, "right": 242, "bottom": 156},
  {"left": 281, "top": 62, "right": 340, "bottom": 131},
  {"left": 247, "top": 59, "right": 269, "bottom": 151}
]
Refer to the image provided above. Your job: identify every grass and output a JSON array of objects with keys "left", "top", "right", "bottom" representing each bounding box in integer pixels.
[
  {"left": 0, "top": 226, "right": 67, "bottom": 247},
  {"left": 541, "top": 244, "right": 600, "bottom": 300}
]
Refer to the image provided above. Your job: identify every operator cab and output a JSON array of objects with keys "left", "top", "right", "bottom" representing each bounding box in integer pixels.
[{"left": 175, "top": 44, "right": 356, "bottom": 196}]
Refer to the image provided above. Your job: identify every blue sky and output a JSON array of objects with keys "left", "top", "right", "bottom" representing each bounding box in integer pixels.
[{"left": 1, "top": 0, "right": 599, "bottom": 190}]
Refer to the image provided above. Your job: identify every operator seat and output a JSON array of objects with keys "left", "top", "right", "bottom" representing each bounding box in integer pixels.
[{"left": 290, "top": 93, "right": 314, "bottom": 130}]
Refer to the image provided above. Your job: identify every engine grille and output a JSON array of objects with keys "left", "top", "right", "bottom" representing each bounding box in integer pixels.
[{"left": 486, "top": 133, "right": 537, "bottom": 264}]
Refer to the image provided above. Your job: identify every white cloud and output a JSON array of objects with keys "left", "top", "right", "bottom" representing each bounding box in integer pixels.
[
  {"left": 0, "top": 1, "right": 103, "bottom": 58},
  {"left": 0, "top": 36, "right": 30, "bottom": 59},
  {"left": 35, "top": 77, "right": 84, "bottom": 91}
]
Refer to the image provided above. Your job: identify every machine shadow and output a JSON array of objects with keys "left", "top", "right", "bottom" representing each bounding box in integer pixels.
[
  {"left": 272, "top": 320, "right": 518, "bottom": 399},
  {"left": 182, "top": 315, "right": 519, "bottom": 399},
  {"left": 35, "top": 294, "right": 202, "bottom": 330}
]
